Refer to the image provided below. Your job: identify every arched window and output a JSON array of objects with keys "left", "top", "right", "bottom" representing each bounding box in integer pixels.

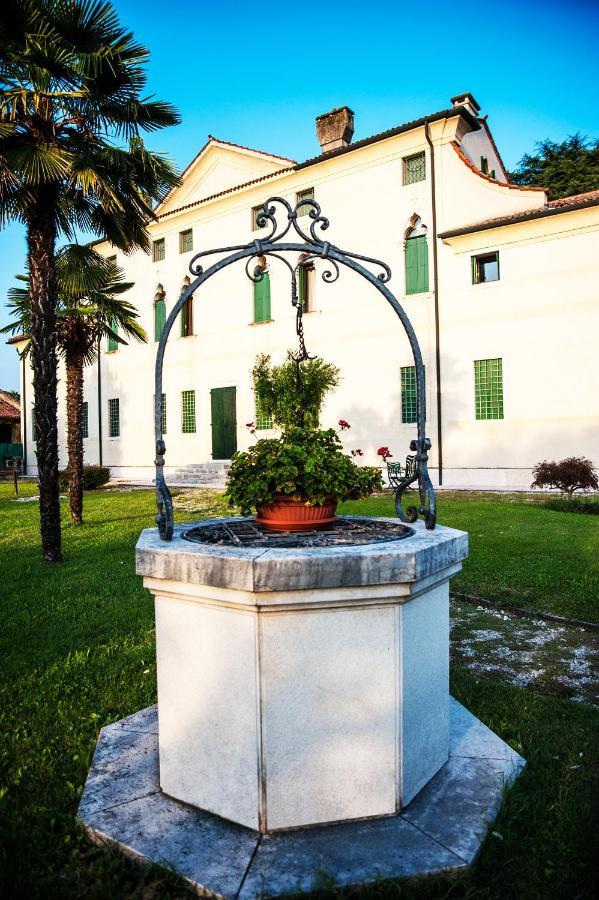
[
  {"left": 180, "top": 276, "right": 194, "bottom": 337},
  {"left": 253, "top": 259, "right": 271, "bottom": 323},
  {"left": 154, "top": 284, "right": 166, "bottom": 342},
  {"left": 404, "top": 215, "right": 429, "bottom": 295}
]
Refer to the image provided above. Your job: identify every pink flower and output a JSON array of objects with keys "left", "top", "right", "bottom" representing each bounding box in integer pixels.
[
  {"left": 377, "top": 446, "right": 393, "bottom": 461},
  {"left": 338, "top": 419, "right": 350, "bottom": 430}
]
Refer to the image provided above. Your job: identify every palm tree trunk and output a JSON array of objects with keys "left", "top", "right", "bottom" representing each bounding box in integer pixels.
[
  {"left": 27, "top": 196, "right": 62, "bottom": 562},
  {"left": 65, "top": 349, "right": 85, "bottom": 524}
]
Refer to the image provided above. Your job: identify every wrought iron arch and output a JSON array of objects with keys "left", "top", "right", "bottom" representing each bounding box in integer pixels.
[{"left": 154, "top": 197, "right": 436, "bottom": 540}]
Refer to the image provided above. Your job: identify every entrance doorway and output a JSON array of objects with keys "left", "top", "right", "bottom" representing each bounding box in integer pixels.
[{"left": 210, "top": 386, "right": 237, "bottom": 459}]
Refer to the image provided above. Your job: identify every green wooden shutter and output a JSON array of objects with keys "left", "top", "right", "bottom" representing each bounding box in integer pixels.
[
  {"left": 298, "top": 265, "right": 307, "bottom": 310},
  {"left": 253, "top": 272, "right": 271, "bottom": 322},
  {"left": 107, "top": 317, "right": 118, "bottom": 352},
  {"left": 405, "top": 237, "right": 428, "bottom": 295},
  {"left": 154, "top": 299, "right": 166, "bottom": 341}
]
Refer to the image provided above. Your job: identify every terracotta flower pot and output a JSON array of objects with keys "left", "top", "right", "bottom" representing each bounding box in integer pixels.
[{"left": 255, "top": 495, "right": 338, "bottom": 532}]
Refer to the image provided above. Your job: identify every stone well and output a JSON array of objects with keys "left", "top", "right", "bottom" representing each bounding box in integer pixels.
[{"left": 78, "top": 516, "right": 526, "bottom": 896}]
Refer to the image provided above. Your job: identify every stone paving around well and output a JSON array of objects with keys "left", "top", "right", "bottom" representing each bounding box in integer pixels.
[{"left": 78, "top": 699, "right": 525, "bottom": 897}]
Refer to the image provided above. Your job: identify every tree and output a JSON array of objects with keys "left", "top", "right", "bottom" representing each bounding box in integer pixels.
[
  {"left": 510, "top": 134, "right": 599, "bottom": 199},
  {"left": 252, "top": 352, "right": 341, "bottom": 431},
  {"left": 531, "top": 457, "right": 598, "bottom": 499},
  {"left": 0, "top": 0, "right": 180, "bottom": 560},
  {"left": 1, "top": 244, "right": 145, "bottom": 524}
]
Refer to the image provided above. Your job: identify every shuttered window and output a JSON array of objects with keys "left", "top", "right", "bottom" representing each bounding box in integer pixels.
[
  {"left": 480, "top": 156, "right": 489, "bottom": 174},
  {"left": 405, "top": 236, "right": 429, "bottom": 294},
  {"left": 152, "top": 238, "right": 165, "bottom": 262},
  {"left": 296, "top": 188, "right": 314, "bottom": 216},
  {"left": 179, "top": 229, "right": 193, "bottom": 253},
  {"left": 108, "top": 398, "right": 120, "bottom": 437},
  {"left": 298, "top": 264, "right": 313, "bottom": 312},
  {"left": 253, "top": 272, "right": 271, "bottom": 323},
  {"left": 252, "top": 204, "right": 264, "bottom": 231},
  {"left": 403, "top": 152, "right": 426, "bottom": 184},
  {"left": 401, "top": 366, "right": 418, "bottom": 424},
  {"left": 182, "top": 390, "right": 196, "bottom": 433},
  {"left": 255, "top": 395, "right": 273, "bottom": 430},
  {"left": 107, "top": 317, "right": 118, "bottom": 352},
  {"left": 474, "top": 358, "right": 504, "bottom": 420},
  {"left": 82, "top": 401, "right": 88, "bottom": 439},
  {"left": 154, "top": 296, "right": 166, "bottom": 341}
]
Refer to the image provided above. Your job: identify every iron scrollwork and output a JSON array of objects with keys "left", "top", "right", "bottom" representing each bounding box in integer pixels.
[{"left": 154, "top": 196, "right": 436, "bottom": 539}]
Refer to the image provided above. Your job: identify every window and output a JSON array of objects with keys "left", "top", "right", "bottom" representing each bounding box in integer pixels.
[
  {"left": 400, "top": 366, "right": 419, "bottom": 424},
  {"left": 405, "top": 236, "right": 429, "bottom": 294},
  {"left": 181, "top": 296, "right": 193, "bottom": 336},
  {"left": 298, "top": 263, "right": 313, "bottom": 312},
  {"left": 181, "top": 389, "right": 196, "bottom": 433},
  {"left": 480, "top": 156, "right": 488, "bottom": 175},
  {"left": 154, "top": 285, "right": 166, "bottom": 341},
  {"left": 152, "top": 237, "right": 165, "bottom": 262},
  {"left": 255, "top": 394, "right": 273, "bottom": 430},
  {"left": 296, "top": 188, "right": 314, "bottom": 217},
  {"left": 108, "top": 398, "right": 120, "bottom": 437},
  {"left": 253, "top": 271, "right": 271, "bottom": 323},
  {"left": 82, "top": 401, "right": 89, "bottom": 439},
  {"left": 474, "top": 358, "right": 503, "bottom": 420},
  {"left": 161, "top": 393, "right": 167, "bottom": 434},
  {"left": 472, "top": 252, "right": 499, "bottom": 284},
  {"left": 107, "top": 317, "right": 118, "bottom": 352},
  {"left": 403, "top": 152, "right": 426, "bottom": 185},
  {"left": 179, "top": 229, "right": 193, "bottom": 253},
  {"left": 252, "top": 204, "right": 265, "bottom": 231}
]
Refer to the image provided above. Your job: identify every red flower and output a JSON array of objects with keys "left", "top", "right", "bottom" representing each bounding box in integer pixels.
[
  {"left": 377, "top": 446, "right": 393, "bottom": 461},
  {"left": 246, "top": 422, "right": 255, "bottom": 429},
  {"left": 351, "top": 448, "right": 364, "bottom": 457},
  {"left": 338, "top": 419, "right": 350, "bottom": 430}
]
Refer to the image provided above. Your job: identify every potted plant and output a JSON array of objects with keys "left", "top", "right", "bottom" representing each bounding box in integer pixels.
[{"left": 225, "top": 353, "right": 383, "bottom": 530}]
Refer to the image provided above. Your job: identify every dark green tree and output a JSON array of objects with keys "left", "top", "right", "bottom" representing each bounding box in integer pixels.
[
  {"left": 510, "top": 134, "right": 599, "bottom": 199},
  {"left": 0, "top": 0, "right": 180, "bottom": 560},
  {"left": 1, "top": 244, "right": 145, "bottom": 525}
]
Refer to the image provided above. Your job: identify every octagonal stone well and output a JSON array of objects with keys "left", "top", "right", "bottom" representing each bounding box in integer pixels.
[{"left": 134, "top": 517, "right": 469, "bottom": 833}]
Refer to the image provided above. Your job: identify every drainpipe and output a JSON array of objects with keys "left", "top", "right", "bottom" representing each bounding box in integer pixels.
[
  {"left": 97, "top": 341, "right": 103, "bottom": 466},
  {"left": 424, "top": 121, "right": 443, "bottom": 486},
  {"left": 21, "top": 354, "right": 27, "bottom": 475}
]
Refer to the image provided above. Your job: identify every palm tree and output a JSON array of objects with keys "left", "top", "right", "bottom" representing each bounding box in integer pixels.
[
  {"left": 0, "top": 0, "right": 180, "bottom": 560},
  {"left": 2, "top": 245, "right": 146, "bottom": 524}
]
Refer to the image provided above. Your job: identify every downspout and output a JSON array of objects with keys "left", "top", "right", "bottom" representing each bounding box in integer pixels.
[
  {"left": 424, "top": 121, "right": 443, "bottom": 486},
  {"left": 21, "top": 354, "right": 27, "bottom": 475},
  {"left": 97, "top": 341, "right": 103, "bottom": 466}
]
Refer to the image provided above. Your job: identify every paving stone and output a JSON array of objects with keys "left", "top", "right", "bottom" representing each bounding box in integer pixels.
[
  {"left": 78, "top": 699, "right": 525, "bottom": 897},
  {"left": 238, "top": 815, "right": 464, "bottom": 898},
  {"left": 86, "top": 790, "right": 258, "bottom": 898}
]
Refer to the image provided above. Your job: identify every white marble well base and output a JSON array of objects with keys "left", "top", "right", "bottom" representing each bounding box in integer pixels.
[
  {"left": 78, "top": 699, "right": 525, "bottom": 898},
  {"left": 136, "top": 519, "right": 469, "bottom": 833}
]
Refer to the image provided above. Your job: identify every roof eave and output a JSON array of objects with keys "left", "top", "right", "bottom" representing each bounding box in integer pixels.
[{"left": 439, "top": 196, "right": 599, "bottom": 239}]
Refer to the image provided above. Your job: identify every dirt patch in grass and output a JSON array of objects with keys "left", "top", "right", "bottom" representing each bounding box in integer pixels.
[{"left": 451, "top": 600, "right": 599, "bottom": 705}]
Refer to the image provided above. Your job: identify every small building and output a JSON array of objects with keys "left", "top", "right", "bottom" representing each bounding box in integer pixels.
[
  {"left": 0, "top": 388, "right": 22, "bottom": 470},
  {"left": 10, "top": 93, "right": 599, "bottom": 489}
]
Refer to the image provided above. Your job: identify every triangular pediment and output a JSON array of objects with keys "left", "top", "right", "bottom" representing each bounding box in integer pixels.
[{"left": 156, "top": 139, "right": 295, "bottom": 216}]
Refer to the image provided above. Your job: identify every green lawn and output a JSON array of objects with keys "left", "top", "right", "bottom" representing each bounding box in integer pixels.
[
  {"left": 0, "top": 484, "right": 597, "bottom": 898},
  {"left": 340, "top": 491, "right": 599, "bottom": 622}
]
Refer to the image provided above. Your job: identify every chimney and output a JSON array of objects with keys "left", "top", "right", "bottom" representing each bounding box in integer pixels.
[
  {"left": 450, "top": 92, "right": 481, "bottom": 117},
  {"left": 316, "top": 106, "right": 355, "bottom": 153}
]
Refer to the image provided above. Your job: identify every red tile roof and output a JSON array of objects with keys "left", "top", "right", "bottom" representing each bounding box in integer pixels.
[
  {"left": 451, "top": 142, "right": 546, "bottom": 192},
  {"left": 0, "top": 390, "right": 20, "bottom": 421},
  {"left": 439, "top": 189, "right": 599, "bottom": 238}
]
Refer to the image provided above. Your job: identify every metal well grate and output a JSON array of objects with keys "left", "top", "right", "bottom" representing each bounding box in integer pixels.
[{"left": 182, "top": 516, "right": 414, "bottom": 549}]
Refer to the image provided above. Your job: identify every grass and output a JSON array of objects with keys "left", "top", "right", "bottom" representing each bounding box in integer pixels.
[
  {"left": 0, "top": 483, "right": 598, "bottom": 898},
  {"left": 340, "top": 491, "right": 599, "bottom": 622}
]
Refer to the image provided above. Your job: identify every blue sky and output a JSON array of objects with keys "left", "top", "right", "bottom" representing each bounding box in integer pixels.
[{"left": 1, "top": 0, "right": 598, "bottom": 390}]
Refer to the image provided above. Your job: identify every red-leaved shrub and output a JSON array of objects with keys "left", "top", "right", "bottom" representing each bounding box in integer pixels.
[{"left": 531, "top": 457, "right": 598, "bottom": 498}]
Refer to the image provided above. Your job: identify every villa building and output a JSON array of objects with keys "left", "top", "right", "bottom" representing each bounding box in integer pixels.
[{"left": 9, "top": 93, "right": 599, "bottom": 488}]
